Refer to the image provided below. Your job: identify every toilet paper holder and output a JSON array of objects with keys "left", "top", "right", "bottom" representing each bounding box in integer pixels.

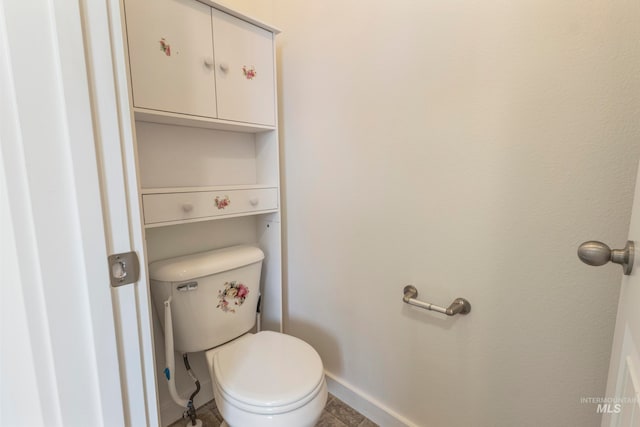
[{"left": 402, "top": 285, "right": 471, "bottom": 316}]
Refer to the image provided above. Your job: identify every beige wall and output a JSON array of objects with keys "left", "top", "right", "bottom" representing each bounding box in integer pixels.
[
  {"left": 228, "top": 1, "right": 640, "bottom": 425},
  {"left": 214, "top": 0, "right": 274, "bottom": 23}
]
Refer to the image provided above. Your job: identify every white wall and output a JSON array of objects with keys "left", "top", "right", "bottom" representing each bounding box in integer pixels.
[
  {"left": 263, "top": 1, "right": 640, "bottom": 426},
  {"left": 213, "top": 0, "right": 640, "bottom": 425}
]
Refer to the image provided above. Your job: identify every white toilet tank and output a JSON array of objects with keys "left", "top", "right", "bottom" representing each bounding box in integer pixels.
[{"left": 149, "top": 245, "right": 264, "bottom": 353}]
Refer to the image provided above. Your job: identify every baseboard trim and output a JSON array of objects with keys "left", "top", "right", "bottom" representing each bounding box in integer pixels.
[
  {"left": 161, "top": 371, "right": 417, "bottom": 427},
  {"left": 324, "top": 371, "right": 419, "bottom": 427}
]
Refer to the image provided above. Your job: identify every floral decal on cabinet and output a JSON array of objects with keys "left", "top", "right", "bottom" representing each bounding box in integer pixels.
[
  {"left": 159, "top": 38, "right": 171, "bottom": 56},
  {"left": 217, "top": 281, "right": 249, "bottom": 313},
  {"left": 242, "top": 66, "right": 256, "bottom": 80},
  {"left": 214, "top": 195, "right": 230, "bottom": 209}
]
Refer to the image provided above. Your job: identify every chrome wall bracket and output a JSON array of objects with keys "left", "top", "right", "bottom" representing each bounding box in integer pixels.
[{"left": 402, "top": 285, "right": 471, "bottom": 316}]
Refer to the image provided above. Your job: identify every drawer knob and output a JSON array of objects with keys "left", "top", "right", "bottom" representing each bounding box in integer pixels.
[
  {"left": 249, "top": 197, "right": 259, "bottom": 207},
  {"left": 182, "top": 203, "right": 194, "bottom": 213}
]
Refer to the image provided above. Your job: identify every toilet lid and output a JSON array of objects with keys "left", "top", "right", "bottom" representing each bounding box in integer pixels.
[{"left": 213, "top": 331, "right": 324, "bottom": 409}]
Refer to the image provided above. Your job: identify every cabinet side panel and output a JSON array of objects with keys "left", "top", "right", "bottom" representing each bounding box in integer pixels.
[
  {"left": 255, "top": 130, "right": 280, "bottom": 186},
  {"left": 257, "top": 216, "right": 283, "bottom": 332}
]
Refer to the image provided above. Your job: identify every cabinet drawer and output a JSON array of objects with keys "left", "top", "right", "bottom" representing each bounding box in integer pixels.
[{"left": 142, "top": 188, "right": 278, "bottom": 224}]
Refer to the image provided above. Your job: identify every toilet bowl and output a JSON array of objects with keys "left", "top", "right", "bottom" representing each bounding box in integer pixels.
[
  {"left": 149, "top": 245, "right": 327, "bottom": 427},
  {"left": 206, "top": 331, "right": 327, "bottom": 427}
]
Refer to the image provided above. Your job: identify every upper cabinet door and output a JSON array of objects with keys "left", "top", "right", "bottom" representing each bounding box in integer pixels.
[
  {"left": 212, "top": 9, "right": 275, "bottom": 126},
  {"left": 124, "top": 0, "right": 217, "bottom": 118}
]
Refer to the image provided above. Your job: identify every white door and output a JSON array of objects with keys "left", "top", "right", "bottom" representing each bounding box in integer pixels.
[
  {"left": 601, "top": 165, "right": 640, "bottom": 426},
  {"left": 0, "top": 0, "right": 157, "bottom": 426},
  {"left": 212, "top": 8, "right": 275, "bottom": 126},
  {"left": 124, "top": 0, "right": 217, "bottom": 118}
]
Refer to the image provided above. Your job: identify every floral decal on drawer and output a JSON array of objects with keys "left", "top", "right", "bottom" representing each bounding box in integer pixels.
[
  {"left": 217, "top": 281, "right": 249, "bottom": 313},
  {"left": 242, "top": 65, "right": 256, "bottom": 80},
  {"left": 159, "top": 38, "right": 171, "bottom": 56},
  {"left": 214, "top": 195, "right": 230, "bottom": 209}
]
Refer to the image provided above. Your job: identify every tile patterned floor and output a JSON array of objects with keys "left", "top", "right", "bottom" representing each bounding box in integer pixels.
[{"left": 168, "top": 394, "right": 378, "bottom": 427}]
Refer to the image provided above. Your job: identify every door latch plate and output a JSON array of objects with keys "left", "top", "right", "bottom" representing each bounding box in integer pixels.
[{"left": 108, "top": 251, "right": 140, "bottom": 287}]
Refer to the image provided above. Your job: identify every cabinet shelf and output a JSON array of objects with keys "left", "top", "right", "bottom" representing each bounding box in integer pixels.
[
  {"left": 143, "top": 209, "right": 279, "bottom": 229},
  {"left": 134, "top": 108, "right": 275, "bottom": 133},
  {"left": 141, "top": 184, "right": 277, "bottom": 195}
]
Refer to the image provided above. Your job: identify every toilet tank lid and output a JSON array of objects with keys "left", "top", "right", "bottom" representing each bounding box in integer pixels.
[{"left": 149, "top": 245, "right": 264, "bottom": 282}]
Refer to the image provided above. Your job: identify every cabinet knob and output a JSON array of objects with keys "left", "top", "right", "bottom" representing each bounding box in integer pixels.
[
  {"left": 204, "top": 56, "right": 214, "bottom": 67},
  {"left": 219, "top": 62, "right": 229, "bottom": 73},
  {"left": 249, "top": 197, "right": 259, "bottom": 207},
  {"left": 182, "top": 203, "right": 194, "bottom": 213}
]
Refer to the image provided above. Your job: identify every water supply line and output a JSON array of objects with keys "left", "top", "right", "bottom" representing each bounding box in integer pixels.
[
  {"left": 183, "top": 354, "right": 200, "bottom": 426},
  {"left": 256, "top": 294, "right": 262, "bottom": 332},
  {"left": 164, "top": 297, "right": 202, "bottom": 427}
]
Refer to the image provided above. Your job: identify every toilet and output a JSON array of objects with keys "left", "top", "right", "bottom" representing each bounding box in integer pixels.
[{"left": 149, "top": 245, "right": 327, "bottom": 427}]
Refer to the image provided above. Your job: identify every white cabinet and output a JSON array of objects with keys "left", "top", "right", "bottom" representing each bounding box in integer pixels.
[
  {"left": 124, "top": 0, "right": 275, "bottom": 127},
  {"left": 124, "top": 0, "right": 217, "bottom": 118},
  {"left": 212, "top": 9, "right": 275, "bottom": 126},
  {"left": 122, "top": 0, "right": 281, "bottom": 223}
]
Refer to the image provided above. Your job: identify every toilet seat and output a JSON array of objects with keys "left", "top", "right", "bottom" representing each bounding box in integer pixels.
[
  {"left": 211, "top": 331, "right": 325, "bottom": 415},
  {"left": 213, "top": 372, "right": 325, "bottom": 415}
]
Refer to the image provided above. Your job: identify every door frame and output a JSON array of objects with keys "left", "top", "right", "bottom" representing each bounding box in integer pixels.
[
  {"left": 602, "top": 167, "right": 640, "bottom": 426},
  {"left": 1, "top": 0, "right": 159, "bottom": 425},
  {"left": 80, "top": 0, "right": 160, "bottom": 424}
]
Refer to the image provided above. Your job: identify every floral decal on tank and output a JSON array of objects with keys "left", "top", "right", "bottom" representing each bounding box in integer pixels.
[{"left": 217, "top": 281, "right": 249, "bottom": 313}]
